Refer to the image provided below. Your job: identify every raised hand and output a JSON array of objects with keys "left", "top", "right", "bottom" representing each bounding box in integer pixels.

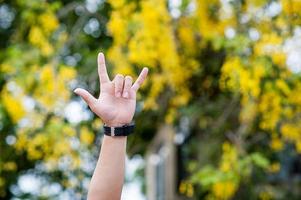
[{"left": 74, "top": 53, "right": 148, "bottom": 127}]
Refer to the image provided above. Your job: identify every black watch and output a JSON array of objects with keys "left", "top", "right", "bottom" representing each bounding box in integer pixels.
[{"left": 103, "top": 123, "right": 135, "bottom": 136}]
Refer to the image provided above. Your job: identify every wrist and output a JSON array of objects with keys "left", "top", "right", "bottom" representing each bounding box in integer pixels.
[
  {"left": 104, "top": 121, "right": 131, "bottom": 127},
  {"left": 103, "top": 121, "right": 135, "bottom": 137}
]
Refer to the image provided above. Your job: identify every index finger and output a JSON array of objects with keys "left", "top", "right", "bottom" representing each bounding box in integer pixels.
[
  {"left": 98, "top": 52, "right": 110, "bottom": 84},
  {"left": 131, "top": 67, "right": 149, "bottom": 92}
]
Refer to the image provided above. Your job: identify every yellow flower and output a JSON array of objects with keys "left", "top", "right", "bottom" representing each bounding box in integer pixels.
[
  {"left": 3, "top": 162, "right": 17, "bottom": 171},
  {"left": 179, "top": 181, "right": 186, "bottom": 194},
  {"left": 39, "top": 12, "right": 59, "bottom": 33},
  {"left": 272, "top": 52, "right": 286, "bottom": 66},
  {"left": 53, "top": 140, "right": 71, "bottom": 157},
  {"left": 92, "top": 118, "right": 103, "bottom": 130},
  {"left": 14, "top": 131, "right": 27, "bottom": 151},
  {"left": 71, "top": 156, "right": 81, "bottom": 169},
  {"left": 62, "top": 126, "right": 76, "bottom": 137},
  {"left": 108, "top": 12, "right": 128, "bottom": 44},
  {"left": 196, "top": 0, "right": 231, "bottom": 39},
  {"left": 281, "top": 123, "right": 300, "bottom": 141},
  {"left": 220, "top": 142, "right": 238, "bottom": 173},
  {"left": 0, "top": 63, "right": 16, "bottom": 74},
  {"left": 179, "top": 181, "right": 194, "bottom": 197},
  {"left": 276, "top": 79, "right": 290, "bottom": 96},
  {"left": 28, "top": 21, "right": 56, "bottom": 56},
  {"left": 270, "top": 137, "right": 284, "bottom": 151},
  {"left": 28, "top": 26, "right": 46, "bottom": 46},
  {"left": 222, "top": 142, "right": 231, "bottom": 152},
  {"left": 28, "top": 145, "right": 43, "bottom": 160},
  {"left": 178, "top": 19, "right": 197, "bottom": 55},
  {"left": 165, "top": 108, "right": 176, "bottom": 124},
  {"left": 212, "top": 181, "right": 237, "bottom": 199},
  {"left": 282, "top": 0, "right": 301, "bottom": 15},
  {"left": 259, "top": 191, "right": 273, "bottom": 200},
  {"left": 41, "top": 41, "right": 54, "bottom": 56},
  {"left": 80, "top": 127, "right": 95, "bottom": 145},
  {"left": 220, "top": 57, "right": 242, "bottom": 91},
  {"left": 288, "top": 83, "right": 301, "bottom": 106},
  {"left": 1, "top": 89, "right": 25, "bottom": 123},
  {"left": 59, "top": 66, "right": 76, "bottom": 81},
  {"left": 109, "top": 0, "right": 126, "bottom": 9},
  {"left": 268, "top": 162, "right": 280, "bottom": 173},
  {"left": 259, "top": 91, "right": 281, "bottom": 131},
  {"left": 220, "top": 162, "right": 231, "bottom": 172},
  {"left": 186, "top": 183, "right": 194, "bottom": 197}
]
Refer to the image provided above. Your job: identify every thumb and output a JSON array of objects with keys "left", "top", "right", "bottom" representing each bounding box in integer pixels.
[{"left": 74, "top": 88, "right": 97, "bottom": 106}]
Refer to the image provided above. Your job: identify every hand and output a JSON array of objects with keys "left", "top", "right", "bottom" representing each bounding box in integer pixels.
[{"left": 74, "top": 53, "right": 148, "bottom": 127}]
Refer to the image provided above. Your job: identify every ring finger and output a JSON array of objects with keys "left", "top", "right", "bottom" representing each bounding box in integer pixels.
[
  {"left": 113, "top": 74, "right": 124, "bottom": 98},
  {"left": 122, "top": 76, "right": 133, "bottom": 99}
]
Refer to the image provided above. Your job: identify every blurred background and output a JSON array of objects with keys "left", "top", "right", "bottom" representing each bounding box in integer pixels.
[{"left": 0, "top": 0, "right": 301, "bottom": 199}]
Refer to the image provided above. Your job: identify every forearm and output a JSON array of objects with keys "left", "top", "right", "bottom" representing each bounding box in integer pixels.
[
  {"left": 75, "top": 52, "right": 148, "bottom": 200},
  {"left": 87, "top": 136, "right": 127, "bottom": 200}
]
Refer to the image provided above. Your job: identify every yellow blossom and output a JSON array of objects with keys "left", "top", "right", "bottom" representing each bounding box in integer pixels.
[
  {"left": 196, "top": 0, "right": 232, "bottom": 39},
  {"left": 220, "top": 142, "right": 238, "bottom": 172},
  {"left": 179, "top": 181, "right": 194, "bottom": 198},
  {"left": 53, "top": 139, "right": 71, "bottom": 157},
  {"left": 1, "top": 89, "right": 25, "bottom": 123},
  {"left": 220, "top": 57, "right": 242, "bottom": 91},
  {"left": 80, "top": 127, "right": 95, "bottom": 145},
  {"left": 270, "top": 137, "right": 284, "bottom": 151},
  {"left": 281, "top": 0, "right": 301, "bottom": 15},
  {"left": 92, "top": 118, "right": 103, "bottom": 130},
  {"left": 268, "top": 162, "right": 280, "bottom": 173},
  {"left": 165, "top": 108, "right": 176, "bottom": 124},
  {"left": 259, "top": 91, "right": 281, "bottom": 130},
  {"left": 41, "top": 41, "right": 54, "bottom": 56},
  {"left": 0, "top": 63, "right": 16, "bottom": 74},
  {"left": 28, "top": 26, "right": 46, "bottom": 46},
  {"left": 108, "top": 0, "right": 126, "bottom": 9},
  {"left": 3, "top": 162, "right": 17, "bottom": 171},
  {"left": 259, "top": 191, "right": 273, "bottom": 200},
  {"left": 276, "top": 79, "right": 290, "bottom": 96},
  {"left": 281, "top": 123, "right": 300, "bottom": 141},
  {"left": 59, "top": 66, "right": 76, "bottom": 81},
  {"left": 62, "top": 126, "right": 76, "bottom": 137},
  {"left": 39, "top": 12, "right": 59, "bottom": 33},
  {"left": 212, "top": 181, "right": 237, "bottom": 199}
]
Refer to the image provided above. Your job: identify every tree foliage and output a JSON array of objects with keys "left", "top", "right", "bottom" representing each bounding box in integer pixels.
[{"left": 1, "top": 0, "right": 301, "bottom": 199}]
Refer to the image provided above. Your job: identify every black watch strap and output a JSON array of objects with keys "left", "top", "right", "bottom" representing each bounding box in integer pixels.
[{"left": 103, "top": 123, "right": 135, "bottom": 136}]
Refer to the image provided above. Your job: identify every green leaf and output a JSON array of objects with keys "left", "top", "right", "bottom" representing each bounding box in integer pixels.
[{"left": 251, "top": 153, "right": 270, "bottom": 169}]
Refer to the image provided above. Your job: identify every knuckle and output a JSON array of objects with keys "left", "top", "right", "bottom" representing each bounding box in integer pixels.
[
  {"left": 115, "top": 84, "right": 122, "bottom": 90},
  {"left": 89, "top": 101, "right": 98, "bottom": 110}
]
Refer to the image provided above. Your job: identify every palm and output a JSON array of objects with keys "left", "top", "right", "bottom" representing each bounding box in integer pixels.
[
  {"left": 94, "top": 82, "right": 136, "bottom": 125},
  {"left": 74, "top": 53, "right": 148, "bottom": 126}
]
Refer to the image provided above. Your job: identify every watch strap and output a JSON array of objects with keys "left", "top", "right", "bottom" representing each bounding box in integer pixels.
[{"left": 103, "top": 123, "right": 135, "bottom": 136}]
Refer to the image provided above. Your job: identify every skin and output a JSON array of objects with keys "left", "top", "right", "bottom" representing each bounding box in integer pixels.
[{"left": 74, "top": 52, "right": 148, "bottom": 200}]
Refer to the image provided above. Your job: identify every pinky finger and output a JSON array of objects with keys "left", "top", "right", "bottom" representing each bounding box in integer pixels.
[{"left": 132, "top": 67, "right": 149, "bottom": 92}]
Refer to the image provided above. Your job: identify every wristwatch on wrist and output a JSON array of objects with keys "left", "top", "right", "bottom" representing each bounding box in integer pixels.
[{"left": 103, "top": 123, "right": 135, "bottom": 137}]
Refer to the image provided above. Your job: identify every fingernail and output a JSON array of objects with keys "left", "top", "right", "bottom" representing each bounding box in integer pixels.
[
  {"left": 74, "top": 88, "right": 79, "bottom": 94},
  {"left": 123, "top": 92, "right": 129, "bottom": 98},
  {"left": 116, "top": 92, "right": 121, "bottom": 97},
  {"left": 98, "top": 52, "right": 104, "bottom": 59}
]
